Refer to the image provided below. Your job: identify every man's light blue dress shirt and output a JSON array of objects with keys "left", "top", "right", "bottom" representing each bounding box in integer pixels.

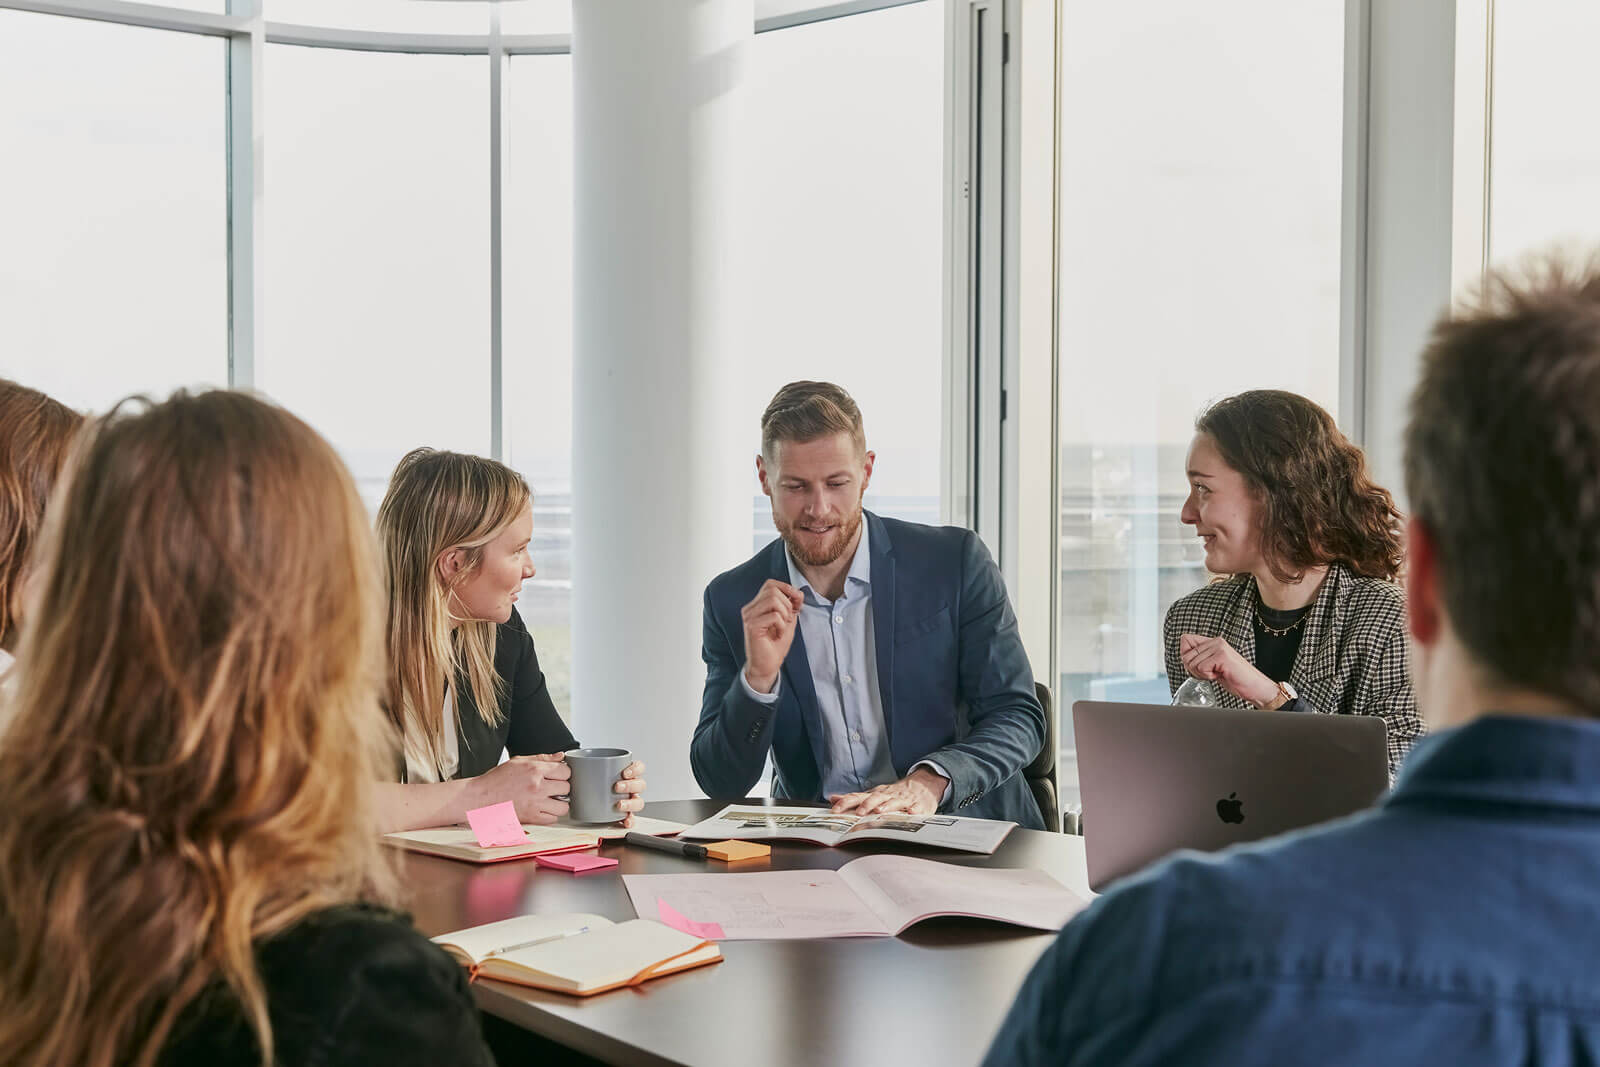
[{"left": 741, "top": 523, "right": 948, "bottom": 799}]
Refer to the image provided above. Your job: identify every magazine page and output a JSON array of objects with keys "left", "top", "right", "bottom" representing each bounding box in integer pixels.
[
  {"left": 677, "top": 804, "right": 855, "bottom": 845},
  {"left": 836, "top": 854, "right": 1090, "bottom": 935},
  {"left": 621, "top": 869, "right": 892, "bottom": 939},
  {"left": 838, "top": 812, "right": 1016, "bottom": 855}
]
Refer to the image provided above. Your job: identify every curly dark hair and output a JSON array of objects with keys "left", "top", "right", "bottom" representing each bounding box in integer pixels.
[{"left": 1196, "top": 390, "right": 1402, "bottom": 584}]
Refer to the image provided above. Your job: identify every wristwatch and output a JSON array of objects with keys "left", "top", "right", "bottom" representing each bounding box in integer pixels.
[{"left": 1262, "top": 680, "right": 1297, "bottom": 711}]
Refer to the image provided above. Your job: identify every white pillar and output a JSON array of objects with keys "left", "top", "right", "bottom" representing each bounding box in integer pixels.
[{"left": 570, "top": 0, "right": 753, "bottom": 801}]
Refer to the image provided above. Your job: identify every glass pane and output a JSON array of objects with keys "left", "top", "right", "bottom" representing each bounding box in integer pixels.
[
  {"left": 261, "top": 45, "right": 490, "bottom": 511},
  {"left": 744, "top": 1, "right": 944, "bottom": 552},
  {"left": 0, "top": 11, "right": 227, "bottom": 411},
  {"left": 504, "top": 54, "right": 575, "bottom": 715},
  {"left": 1488, "top": 2, "right": 1600, "bottom": 259},
  {"left": 1054, "top": 1, "right": 1345, "bottom": 797},
  {"left": 498, "top": 0, "right": 571, "bottom": 36},
  {"left": 265, "top": 0, "right": 490, "bottom": 33}
]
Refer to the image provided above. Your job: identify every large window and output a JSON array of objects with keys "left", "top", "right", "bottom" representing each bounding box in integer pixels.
[
  {"left": 1487, "top": 1, "right": 1600, "bottom": 261},
  {"left": 0, "top": 10, "right": 226, "bottom": 410},
  {"left": 1054, "top": 1, "right": 1346, "bottom": 795},
  {"left": 743, "top": 2, "right": 945, "bottom": 553},
  {"left": 505, "top": 54, "right": 576, "bottom": 714},
  {"left": 260, "top": 45, "right": 491, "bottom": 511}
]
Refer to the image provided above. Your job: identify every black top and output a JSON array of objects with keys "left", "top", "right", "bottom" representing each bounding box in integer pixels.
[
  {"left": 1253, "top": 599, "right": 1310, "bottom": 711},
  {"left": 424, "top": 607, "right": 577, "bottom": 782},
  {"left": 160, "top": 904, "right": 493, "bottom": 1067}
]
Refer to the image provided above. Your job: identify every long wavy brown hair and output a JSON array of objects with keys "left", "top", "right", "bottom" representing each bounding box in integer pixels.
[
  {"left": 376, "top": 448, "right": 530, "bottom": 779},
  {"left": 0, "top": 378, "right": 84, "bottom": 650},
  {"left": 1197, "top": 390, "right": 1403, "bottom": 584},
  {"left": 0, "top": 390, "right": 397, "bottom": 1067}
]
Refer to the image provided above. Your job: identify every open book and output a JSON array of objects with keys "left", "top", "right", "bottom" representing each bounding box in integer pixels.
[
  {"left": 431, "top": 913, "right": 721, "bottom": 996},
  {"left": 622, "top": 854, "right": 1087, "bottom": 940},
  {"left": 679, "top": 804, "right": 1015, "bottom": 855}
]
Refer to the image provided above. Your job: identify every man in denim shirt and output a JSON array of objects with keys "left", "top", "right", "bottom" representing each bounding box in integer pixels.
[{"left": 985, "top": 260, "right": 1600, "bottom": 1066}]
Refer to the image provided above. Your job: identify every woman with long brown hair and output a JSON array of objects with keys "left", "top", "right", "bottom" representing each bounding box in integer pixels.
[
  {"left": 0, "top": 377, "right": 83, "bottom": 677},
  {"left": 0, "top": 391, "right": 493, "bottom": 1066},
  {"left": 1165, "top": 389, "right": 1423, "bottom": 777},
  {"left": 373, "top": 447, "right": 646, "bottom": 832}
]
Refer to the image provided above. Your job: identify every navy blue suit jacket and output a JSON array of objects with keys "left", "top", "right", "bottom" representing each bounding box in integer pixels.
[{"left": 693, "top": 511, "right": 1046, "bottom": 828}]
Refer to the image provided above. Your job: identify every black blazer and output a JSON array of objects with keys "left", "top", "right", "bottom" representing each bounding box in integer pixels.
[
  {"left": 160, "top": 904, "right": 493, "bottom": 1066},
  {"left": 450, "top": 607, "right": 578, "bottom": 780}
]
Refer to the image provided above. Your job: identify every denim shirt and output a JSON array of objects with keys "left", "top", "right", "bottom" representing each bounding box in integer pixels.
[{"left": 984, "top": 715, "right": 1600, "bottom": 1067}]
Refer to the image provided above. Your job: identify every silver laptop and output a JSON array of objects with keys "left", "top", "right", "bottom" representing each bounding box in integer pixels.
[{"left": 1073, "top": 700, "right": 1389, "bottom": 891}]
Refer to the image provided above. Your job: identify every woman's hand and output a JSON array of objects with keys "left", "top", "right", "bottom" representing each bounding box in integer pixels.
[
  {"left": 472, "top": 753, "right": 571, "bottom": 824},
  {"left": 614, "top": 761, "right": 647, "bottom": 828},
  {"left": 1179, "top": 633, "right": 1280, "bottom": 708}
]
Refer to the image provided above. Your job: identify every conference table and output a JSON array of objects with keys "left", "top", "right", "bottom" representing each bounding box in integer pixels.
[{"left": 401, "top": 798, "right": 1092, "bottom": 1067}]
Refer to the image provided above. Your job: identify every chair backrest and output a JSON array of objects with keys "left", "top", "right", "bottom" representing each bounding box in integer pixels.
[{"left": 1025, "top": 682, "right": 1060, "bottom": 831}]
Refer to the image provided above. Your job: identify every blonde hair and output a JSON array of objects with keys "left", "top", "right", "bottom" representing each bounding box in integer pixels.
[
  {"left": 376, "top": 448, "right": 530, "bottom": 779},
  {"left": 0, "top": 390, "right": 397, "bottom": 1067},
  {"left": 0, "top": 378, "right": 84, "bottom": 648},
  {"left": 760, "top": 381, "right": 867, "bottom": 462}
]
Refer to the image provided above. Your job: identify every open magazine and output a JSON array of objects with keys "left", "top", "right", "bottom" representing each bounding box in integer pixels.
[
  {"left": 622, "top": 854, "right": 1087, "bottom": 940},
  {"left": 679, "top": 804, "right": 1015, "bottom": 855}
]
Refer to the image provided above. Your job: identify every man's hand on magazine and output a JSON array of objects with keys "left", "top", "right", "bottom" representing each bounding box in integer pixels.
[{"left": 828, "top": 767, "right": 949, "bottom": 816}]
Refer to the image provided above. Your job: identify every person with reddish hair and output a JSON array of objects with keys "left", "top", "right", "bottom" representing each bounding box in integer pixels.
[{"left": 0, "top": 378, "right": 83, "bottom": 678}]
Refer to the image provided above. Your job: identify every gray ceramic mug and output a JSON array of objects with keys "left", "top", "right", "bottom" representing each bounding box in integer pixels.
[{"left": 564, "top": 747, "right": 632, "bottom": 824}]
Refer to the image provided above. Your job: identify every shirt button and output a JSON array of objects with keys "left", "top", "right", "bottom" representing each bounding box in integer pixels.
[
  {"left": 834, "top": 615, "right": 843, "bottom": 624},
  {"left": 850, "top": 730, "right": 860, "bottom": 742},
  {"left": 843, "top": 675, "right": 853, "bottom": 685}
]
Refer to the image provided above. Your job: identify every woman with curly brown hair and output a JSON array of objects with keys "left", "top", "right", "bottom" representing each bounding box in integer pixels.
[
  {"left": 0, "top": 391, "right": 493, "bottom": 1067},
  {"left": 1164, "top": 389, "right": 1423, "bottom": 777}
]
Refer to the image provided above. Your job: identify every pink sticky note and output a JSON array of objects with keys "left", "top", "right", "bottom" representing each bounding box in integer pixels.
[
  {"left": 657, "top": 898, "right": 726, "bottom": 940},
  {"left": 536, "top": 852, "right": 619, "bottom": 874},
  {"left": 465, "top": 801, "right": 529, "bottom": 848}
]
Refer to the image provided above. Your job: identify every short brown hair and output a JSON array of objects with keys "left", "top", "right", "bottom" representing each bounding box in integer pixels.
[
  {"left": 0, "top": 379, "right": 84, "bottom": 647},
  {"left": 1405, "top": 256, "right": 1600, "bottom": 710},
  {"left": 760, "top": 381, "right": 866, "bottom": 460},
  {"left": 1196, "top": 390, "right": 1403, "bottom": 585}
]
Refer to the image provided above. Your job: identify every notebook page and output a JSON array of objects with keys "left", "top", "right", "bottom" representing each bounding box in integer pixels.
[
  {"left": 501, "top": 919, "right": 706, "bottom": 991},
  {"left": 837, "top": 854, "right": 1089, "bottom": 934},
  {"left": 432, "top": 913, "right": 611, "bottom": 965}
]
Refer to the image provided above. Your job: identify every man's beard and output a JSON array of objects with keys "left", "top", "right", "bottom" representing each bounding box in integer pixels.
[{"left": 775, "top": 504, "right": 864, "bottom": 568}]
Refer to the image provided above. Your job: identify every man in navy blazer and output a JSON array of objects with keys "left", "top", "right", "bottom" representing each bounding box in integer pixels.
[{"left": 693, "top": 381, "right": 1045, "bottom": 828}]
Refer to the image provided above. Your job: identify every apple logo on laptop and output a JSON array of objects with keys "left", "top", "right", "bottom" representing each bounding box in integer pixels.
[{"left": 1216, "top": 792, "right": 1245, "bottom": 824}]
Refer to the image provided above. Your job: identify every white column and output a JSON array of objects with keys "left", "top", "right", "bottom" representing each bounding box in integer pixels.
[{"left": 570, "top": 0, "right": 753, "bottom": 801}]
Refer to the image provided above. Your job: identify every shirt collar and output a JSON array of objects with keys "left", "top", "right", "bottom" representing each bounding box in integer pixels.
[
  {"left": 1387, "top": 714, "right": 1600, "bottom": 815},
  {"left": 785, "top": 517, "right": 872, "bottom": 602}
]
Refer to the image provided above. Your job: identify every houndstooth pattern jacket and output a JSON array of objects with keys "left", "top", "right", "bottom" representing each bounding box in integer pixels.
[{"left": 1163, "top": 563, "right": 1424, "bottom": 779}]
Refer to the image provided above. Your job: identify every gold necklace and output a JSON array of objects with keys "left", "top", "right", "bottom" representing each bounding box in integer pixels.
[{"left": 1254, "top": 601, "right": 1311, "bottom": 638}]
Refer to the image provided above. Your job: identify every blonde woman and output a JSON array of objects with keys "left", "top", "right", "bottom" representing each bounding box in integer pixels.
[
  {"left": 0, "top": 392, "right": 493, "bottom": 1067},
  {"left": 374, "top": 448, "right": 646, "bottom": 832},
  {"left": 0, "top": 378, "right": 83, "bottom": 680}
]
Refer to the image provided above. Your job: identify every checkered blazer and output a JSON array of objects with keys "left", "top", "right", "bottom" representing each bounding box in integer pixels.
[{"left": 1163, "top": 563, "right": 1423, "bottom": 779}]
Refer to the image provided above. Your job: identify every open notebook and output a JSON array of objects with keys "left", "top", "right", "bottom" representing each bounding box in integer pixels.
[
  {"left": 431, "top": 913, "right": 722, "bottom": 996},
  {"left": 383, "top": 824, "right": 601, "bottom": 863},
  {"left": 384, "top": 814, "right": 690, "bottom": 864}
]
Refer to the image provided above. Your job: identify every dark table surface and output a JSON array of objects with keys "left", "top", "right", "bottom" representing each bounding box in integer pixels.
[{"left": 401, "top": 798, "right": 1092, "bottom": 1067}]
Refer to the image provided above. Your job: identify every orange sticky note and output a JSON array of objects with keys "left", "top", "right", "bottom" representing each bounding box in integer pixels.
[
  {"left": 465, "top": 801, "right": 528, "bottom": 848},
  {"left": 704, "top": 840, "right": 771, "bottom": 862}
]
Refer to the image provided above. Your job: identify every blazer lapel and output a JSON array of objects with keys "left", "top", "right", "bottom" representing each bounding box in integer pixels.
[
  {"left": 1292, "top": 564, "right": 1348, "bottom": 714},
  {"left": 770, "top": 539, "right": 828, "bottom": 777},
  {"left": 867, "top": 512, "right": 896, "bottom": 751}
]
